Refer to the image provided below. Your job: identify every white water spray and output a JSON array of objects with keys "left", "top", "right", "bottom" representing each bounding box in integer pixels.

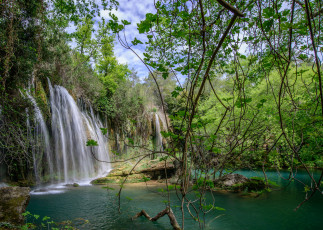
[
  {"left": 155, "top": 113, "right": 163, "bottom": 151},
  {"left": 48, "top": 80, "right": 111, "bottom": 184}
]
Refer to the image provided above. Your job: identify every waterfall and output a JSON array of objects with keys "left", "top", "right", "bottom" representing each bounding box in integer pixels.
[
  {"left": 155, "top": 113, "right": 163, "bottom": 151},
  {"left": 24, "top": 91, "right": 53, "bottom": 182},
  {"left": 26, "top": 108, "right": 41, "bottom": 184},
  {"left": 48, "top": 80, "right": 111, "bottom": 184}
]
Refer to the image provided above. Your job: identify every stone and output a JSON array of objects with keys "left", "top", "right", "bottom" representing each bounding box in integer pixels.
[
  {"left": 140, "top": 162, "right": 176, "bottom": 180},
  {"left": 214, "top": 174, "right": 249, "bottom": 187},
  {"left": 64, "top": 183, "right": 80, "bottom": 187},
  {"left": 0, "top": 186, "right": 30, "bottom": 225}
]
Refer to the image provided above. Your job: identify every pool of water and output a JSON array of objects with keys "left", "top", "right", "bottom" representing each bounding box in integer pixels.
[{"left": 27, "top": 170, "right": 322, "bottom": 229}]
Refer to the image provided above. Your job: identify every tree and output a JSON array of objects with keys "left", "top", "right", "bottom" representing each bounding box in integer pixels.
[{"left": 107, "top": 0, "right": 322, "bottom": 228}]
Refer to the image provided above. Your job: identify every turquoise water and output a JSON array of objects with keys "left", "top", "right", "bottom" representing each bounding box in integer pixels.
[{"left": 27, "top": 170, "right": 322, "bottom": 229}]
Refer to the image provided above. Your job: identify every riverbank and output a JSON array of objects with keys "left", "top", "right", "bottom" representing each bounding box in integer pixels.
[{"left": 91, "top": 158, "right": 280, "bottom": 199}]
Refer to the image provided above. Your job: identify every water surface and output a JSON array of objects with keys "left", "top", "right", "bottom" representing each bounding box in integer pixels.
[{"left": 27, "top": 170, "right": 322, "bottom": 229}]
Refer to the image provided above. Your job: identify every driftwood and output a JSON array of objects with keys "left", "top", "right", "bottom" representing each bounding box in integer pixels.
[{"left": 132, "top": 208, "right": 181, "bottom": 230}]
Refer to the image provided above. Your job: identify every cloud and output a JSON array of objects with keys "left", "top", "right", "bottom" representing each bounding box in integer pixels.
[
  {"left": 99, "top": 0, "right": 156, "bottom": 81},
  {"left": 65, "top": 0, "right": 156, "bottom": 81}
]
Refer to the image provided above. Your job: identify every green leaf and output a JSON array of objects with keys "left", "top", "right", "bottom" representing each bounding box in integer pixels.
[
  {"left": 263, "top": 7, "right": 275, "bottom": 18},
  {"left": 42, "top": 216, "right": 50, "bottom": 221},
  {"left": 142, "top": 176, "right": 150, "bottom": 182},
  {"left": 128, "top": 138, "right": 134, "bottom": 145},
  {"left": 215, "top": 206, "right": 226, "bottom": 211},
  {"left": 162, "top": 72, "right": 169, "bottom": 79},
  {"left": 100, "top": 127, "right": 108, "bottom": 135},
  {"left": 263, "top": 19, "right": 274, "bottom": 32},
  {"left": 121, "top": 19, "right": 131, "bottom": 25},
  {"left": 132, "top": 37, "right": 143, "bottom": 46},
  {"left": 22, "top": 211, "right": 30, "bottom": 217},
  {"left": 109, "top": 12, "right": 118, "bottom": 21},
  {"left": 86, "top": 139, "right": 98, "bottom": 146},
  {"left": 171, "top": 90, "right": 179, "bottom": 98},
  {"left": 298, "top": 54, "right": 308, "bottom": 60}
]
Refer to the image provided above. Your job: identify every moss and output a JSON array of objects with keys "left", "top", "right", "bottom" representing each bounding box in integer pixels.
[
  {"left": 1, "top": 196, "right": 25, "bottom": 223},
  {"left": 34, "top": 80, "right": 51, "bottom": 122},
  {"left": 242, "top": 179, "right": 266, "bottom": 192},
  {"left": 91, "top": 173, "right": 147, "bottom": 184}
]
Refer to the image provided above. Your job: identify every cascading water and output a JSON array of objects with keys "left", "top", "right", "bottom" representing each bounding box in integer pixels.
[
  {"left": 155, "top": 113, "right": 163, "bottom": 151},
  {"left": 26, "top": 108, "right": 41, "bottom": 184},
  {"left": 48, "top": 80, "right": 111, "bottom": 184},
  {"left": 24, "top": 90, "right": 53, "bottom": 183}
]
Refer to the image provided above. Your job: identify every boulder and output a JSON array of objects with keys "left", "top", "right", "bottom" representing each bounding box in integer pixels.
[
  {"left": 65, "top": 183, "right": 79, "bottom": 187},
  {"left": 214, "top": 174, "right": 267, "bottom": 193},
  {"left": 240, "top": 178, "right": 266, "bottom": 192},
  {"left": 0, "top": 187, "right": 30, "bottom": 225},
  {"left": 214, "top": 174, "right": 249, "bottom": 187}
]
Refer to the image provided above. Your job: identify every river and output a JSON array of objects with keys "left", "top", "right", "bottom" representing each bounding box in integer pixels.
[{"left": 27, "top": 169, "right": 322, "bottom": 229}]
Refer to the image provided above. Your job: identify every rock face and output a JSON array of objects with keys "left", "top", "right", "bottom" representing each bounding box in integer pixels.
[
  {"left": 91, "top": 160, "right": 179, "bottom": 184},
  {"left": 0, "top": 187, "right": 30, "bottom": 225},
  {"left": 140, "top": 162, "right": 176, "bottom": 180},
  {"left": 214, "top": 174, "right": 249, "bottom": 187}
]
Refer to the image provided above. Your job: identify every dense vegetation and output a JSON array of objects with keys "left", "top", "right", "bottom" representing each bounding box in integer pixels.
[{"left": 0, "top": 0, "right": 322, "bottom": 229}]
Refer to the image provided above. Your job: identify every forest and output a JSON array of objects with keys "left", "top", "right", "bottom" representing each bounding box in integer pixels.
[{"left": 0, "top": 0, "right": 322, "bottom": 229}]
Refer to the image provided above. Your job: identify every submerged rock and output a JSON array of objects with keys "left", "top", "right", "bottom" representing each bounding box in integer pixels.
[
  {"left": 65, "top": 183, "right": 80, "bottom": 187},
  {"left": 0, "top": 187, "right": 30, "bottom": 225}
]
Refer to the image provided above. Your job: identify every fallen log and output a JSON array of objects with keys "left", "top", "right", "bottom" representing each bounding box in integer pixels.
[{"left": 132, "top": 207, "right": 181, "bottom": 230}]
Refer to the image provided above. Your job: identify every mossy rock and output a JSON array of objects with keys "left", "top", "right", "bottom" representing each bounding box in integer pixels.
[
  {"left": 232, "top": 179, "right": 266, "bottom": 192},
  {"left": 91, "top": 173, "right": 147, "bottom": 184},
  {"left": 0, "top": 187, "right": 30, "bottom": 225}
]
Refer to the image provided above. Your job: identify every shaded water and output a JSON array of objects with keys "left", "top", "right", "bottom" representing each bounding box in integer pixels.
[{"left": 27, "top": 170, "right": 322, "bottom": 229}]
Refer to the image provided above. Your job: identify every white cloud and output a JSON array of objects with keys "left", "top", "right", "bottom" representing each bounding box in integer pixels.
[
  {"left": 65, "top": 0, "right": 156, "bottom": 81},
  {"left": 98, "top": 0, "right": 156, "bottom": 81}
]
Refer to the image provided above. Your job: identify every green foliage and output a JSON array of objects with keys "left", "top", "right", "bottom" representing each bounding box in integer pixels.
[
  {"left": 21, "top": 211, "right": 83, "bottom": 230},
  {"left": 100, "top": 128, "right": 108, "bottom": 135},
  {"left": 142, "top": 176, "right": 150, "bottom": 182},
  {"left": 193, "top": 178, "right": 215, "bottom": 190},
  {"left": 86, "top": 139, "right": 98, "bottom": 146}
]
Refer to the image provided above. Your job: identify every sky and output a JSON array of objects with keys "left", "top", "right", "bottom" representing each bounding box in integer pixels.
[
  {"left": 101, "top": 0, "right": 156, "bottom": 80},
  {"left": 66, "top": 0, "right": 156, "bottom": 81},
  {"left": 65, "top": 0, "right": 250, "bottom": 83}
]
